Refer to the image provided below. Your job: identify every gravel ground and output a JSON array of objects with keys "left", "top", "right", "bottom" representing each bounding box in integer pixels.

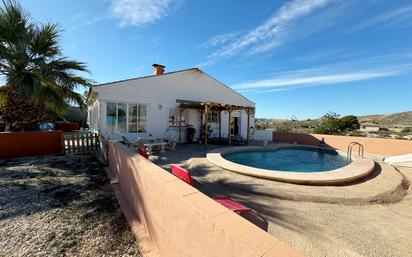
[{"left": 0, "top": 154, "right": 142, "bottom": 257}]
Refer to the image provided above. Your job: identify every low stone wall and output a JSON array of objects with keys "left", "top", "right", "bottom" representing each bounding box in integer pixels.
[
  {"left": 108, "top": 141, "right": 304, "bottom": 257},
  {"left": 0, "top": 131, "right": 63, "bottom": 159},
  {"left": 273, "top": 132, "right": 412, "bottom": 156},
  {"left": 254, "top": 129, "right": 274, "bottom": 141}
]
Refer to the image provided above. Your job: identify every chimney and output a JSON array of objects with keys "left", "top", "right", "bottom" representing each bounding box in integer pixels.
[{"left": 152, "top": 64, "right": 165, "bottom": 75}]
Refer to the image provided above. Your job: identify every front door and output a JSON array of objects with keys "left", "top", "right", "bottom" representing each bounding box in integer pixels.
[{"left": 231, "top": 117, "right": 239, "bottom": 136}]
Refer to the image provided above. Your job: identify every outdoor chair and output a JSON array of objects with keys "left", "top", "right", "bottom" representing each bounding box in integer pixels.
[
  {"left": 170, "top": 164, "right": 268, "bottom": 230},
  {"left": 137, "top": 147, "right": 149, "bottom": 159},
  {"left": 122, "top": 135, "right": 135, "bottom": 148}
]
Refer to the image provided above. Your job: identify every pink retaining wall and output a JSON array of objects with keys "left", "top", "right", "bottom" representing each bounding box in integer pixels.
[
  {"left": 273, "top": 132, "right": 412, "bottom": 156},
  {"left": 108, "top": 141, "right": 304, "bottom": 257}
]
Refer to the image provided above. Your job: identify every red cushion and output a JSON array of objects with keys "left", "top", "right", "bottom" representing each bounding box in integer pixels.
[
  {"left": 170, "top": 164, "right": 193, "bottom": 186},
  {"left": 212, "top": 196, "right": 251, "bottom": 213},
  {"left": 137, "top": 147, "right": 149, "bottom": 159}
]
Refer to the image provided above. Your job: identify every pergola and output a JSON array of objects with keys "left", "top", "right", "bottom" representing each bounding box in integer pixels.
[{"left": 176, "top": 99, "right": 254, "bottom": 145}]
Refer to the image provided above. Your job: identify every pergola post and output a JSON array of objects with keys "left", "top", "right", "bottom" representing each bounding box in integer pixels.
[
  {"left": 228, "top": 106, "right": 232, "bottom": 145},
  {"left": 218, "top": 110, "right": 222, "bottom": 138},
  {"left": 246, "top": 108, "right": 250, "bottom": 144},
  {"left": 204, "top": 104, "right": 208, "bottom": 145}
]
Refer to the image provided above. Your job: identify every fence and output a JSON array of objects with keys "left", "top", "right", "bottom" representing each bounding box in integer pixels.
[
  {"left": 63, "top": 132, "right": 99, "bottom": 154},
  {"left": 0, "top": 131, "right": 63, "bottom": 159},
  {"left": 272, "top": 132, "right": 412, "bottom": 156}
]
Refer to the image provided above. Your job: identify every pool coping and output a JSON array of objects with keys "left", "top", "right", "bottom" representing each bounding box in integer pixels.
[{"left": 206, "top": 144, "right": 376, "bottom": 185}]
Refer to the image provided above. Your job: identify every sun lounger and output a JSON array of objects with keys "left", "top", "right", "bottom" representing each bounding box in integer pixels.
[
  {"left": 211, "top": 196, "right": 251, "bottom": 213},
  {"left": 170, "top": 164, "right": 268, "bottom": 230},
  {"left": 170, "top": 165, "right": 247, "bottom": 212}
]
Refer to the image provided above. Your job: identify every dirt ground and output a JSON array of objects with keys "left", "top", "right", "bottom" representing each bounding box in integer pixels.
[
  {"left": 153, "top": 144, "right": 412, "bottom": 257},
  {"left": 0, "top": 153, "right": 142, "bottom": 257}
]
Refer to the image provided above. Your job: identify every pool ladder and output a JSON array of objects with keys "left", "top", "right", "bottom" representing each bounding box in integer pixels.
[{"left": 347, "top": 142, "right": 364, "bottom": 162}]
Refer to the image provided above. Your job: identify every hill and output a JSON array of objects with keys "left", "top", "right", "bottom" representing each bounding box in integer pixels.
[{"left": 358, "top": 111, "right": 412, "bottom": 127}]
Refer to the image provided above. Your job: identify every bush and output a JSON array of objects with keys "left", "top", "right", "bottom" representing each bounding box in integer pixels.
[{"left": 401, "top": 127, "right": 412, "bottom": 133}]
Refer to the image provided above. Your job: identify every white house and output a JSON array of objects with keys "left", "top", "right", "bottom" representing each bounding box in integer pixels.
[{"left": 87, "top": 64, "right": 255, "bottom": 143}]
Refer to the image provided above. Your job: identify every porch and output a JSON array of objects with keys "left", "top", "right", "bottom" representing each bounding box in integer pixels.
[{"left": 176, "top": 99, "right": 255, "bottom": 145}]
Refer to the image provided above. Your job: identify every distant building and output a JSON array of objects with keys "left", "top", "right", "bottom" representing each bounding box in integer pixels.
[{"left": 360, "top": 125, "right": 380, "bottom": 132}]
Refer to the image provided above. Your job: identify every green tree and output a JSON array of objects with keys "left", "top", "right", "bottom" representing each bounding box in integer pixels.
[
  {"left": 338, "top": 115, "right": 360, "bottom": 132},
  {"left": 314, "top": 112, "right": 341, "bottom": 134},
  {"left": 314, "top": 112, "right": 360, "bottom": 135},
  {"left": 0, "top": 1, "right": 91, "bottom": 131}
]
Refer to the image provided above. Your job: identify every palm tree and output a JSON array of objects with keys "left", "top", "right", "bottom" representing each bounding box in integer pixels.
[{"left": 0, "top": 0, "right": 91, "bottom": 131}]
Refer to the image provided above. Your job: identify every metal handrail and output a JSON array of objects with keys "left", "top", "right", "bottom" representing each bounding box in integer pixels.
[{"left": 347, "top": 142, "right": 364, "bottom": 162}]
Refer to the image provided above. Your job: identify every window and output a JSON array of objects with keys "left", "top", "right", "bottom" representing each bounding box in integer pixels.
[
  {"left": 207, "top": 110, "right": 219, "bottom": 123},
  {"left": 117, "top": 103, "right": 127, "bottom": 132},
  {"left": 106, "top": 102, "right": 117, "bottom": 132},
  {"left": 169, "top": 108, "right": 185, "bottom": 126},
  {"left": 128, "top": 104, "right": 138, "bottom": 133},
  {"left": 106, "top": 102, "right": 147, "bottom": 133},
  {"left": 138, "top": 105, "right": 147, "bottom": 133}
]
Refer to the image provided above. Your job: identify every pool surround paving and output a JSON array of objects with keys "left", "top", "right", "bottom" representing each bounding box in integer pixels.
[{"left": 207, "top": 145, "right": 376, "bottom": 185}]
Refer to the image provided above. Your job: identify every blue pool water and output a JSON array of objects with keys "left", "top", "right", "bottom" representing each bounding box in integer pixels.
[{"left": 223, "top": 147, "right": 349, "bottom": 172}]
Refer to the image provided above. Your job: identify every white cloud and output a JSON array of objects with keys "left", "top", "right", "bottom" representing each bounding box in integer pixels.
[
  {"left": 350, "top": 5, "right": 412, "bottom": 32},
  {"left": 110, "top": 0, "right": 182, "bottom": 27},
  {"left": 200, "top": 0, "right": 331, "bottom": 66},
  {"left": 200, "top": 32, "right": 239, "bottom": 48},
  {"left": 233, "top": 65, "right": 410, "bottom": 93}
]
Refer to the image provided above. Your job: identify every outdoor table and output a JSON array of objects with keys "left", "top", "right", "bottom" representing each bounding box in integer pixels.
[{"left": 144, "top": 142, "right": 167, "bottom": 153}]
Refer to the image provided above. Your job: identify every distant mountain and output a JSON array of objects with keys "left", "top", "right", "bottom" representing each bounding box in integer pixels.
[
  {"left": 256, "top": 111, "right": 412, "bottom": 128},
  {"left": 358, "top": 111, "right": 412, "bottom": 127}
]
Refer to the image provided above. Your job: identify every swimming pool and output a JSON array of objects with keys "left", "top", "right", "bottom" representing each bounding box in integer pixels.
[
  {"left": 207, "top": 145, "right": 376, "bottom": 185},
  {"left": 223, "top": 147, "right": 349, "bottom": 172}
]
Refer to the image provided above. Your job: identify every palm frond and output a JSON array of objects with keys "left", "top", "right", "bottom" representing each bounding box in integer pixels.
[
  {"left": 0, "top": 85, "right": 7, "bottom": 106},
  {"left": 30, "top": 22, "right": 61, "bottom": 58}
]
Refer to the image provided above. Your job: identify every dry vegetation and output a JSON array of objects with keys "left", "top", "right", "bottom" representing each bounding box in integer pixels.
[{"left": 0, "top": 153, "right": 141, "bottom": 257}]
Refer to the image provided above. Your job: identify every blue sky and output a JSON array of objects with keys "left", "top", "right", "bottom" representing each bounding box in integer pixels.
[{"left": 19, "top": 0, "right": 412, "bottom": 119}]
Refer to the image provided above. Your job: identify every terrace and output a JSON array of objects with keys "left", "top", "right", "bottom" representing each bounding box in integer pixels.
[{"left": 150, "top": 142, "right": 412, "bottom": 257}]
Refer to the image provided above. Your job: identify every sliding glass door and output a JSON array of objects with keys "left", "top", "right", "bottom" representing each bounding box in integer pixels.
[{"left": 106, "top": 102, "right": 147, "bottom": 133}]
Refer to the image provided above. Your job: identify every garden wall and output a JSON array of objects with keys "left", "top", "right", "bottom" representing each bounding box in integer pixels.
[
  {"left": 108, "top": 141, "right": 304, "bottom": 257},
  {"left": 273, "top": 132, "right": 412, "bottom": 156},
  {"left": 55, "top": 122, "right": 80, "bottom": 132},
  {"left": 0, "top": 131, "right": 63, "bottom": 159}
]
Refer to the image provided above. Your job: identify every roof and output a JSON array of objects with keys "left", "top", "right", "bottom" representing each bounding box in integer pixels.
[
  {"left": 89, "top": 67, "right": 254, "bottom": 105},
  {"left": 91, "top": 67, "right": 200, "bottom": 88}
]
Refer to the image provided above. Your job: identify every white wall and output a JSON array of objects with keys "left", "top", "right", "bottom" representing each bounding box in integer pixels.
[
  {"left": 254, "top": 130, "right": 273, "bottom": 141},
  {"left": 91, "top": 69, "right": 255, "bottom": 141},
  {"left": 87, "top": 99, "right": 99, "bottom": 130}
]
